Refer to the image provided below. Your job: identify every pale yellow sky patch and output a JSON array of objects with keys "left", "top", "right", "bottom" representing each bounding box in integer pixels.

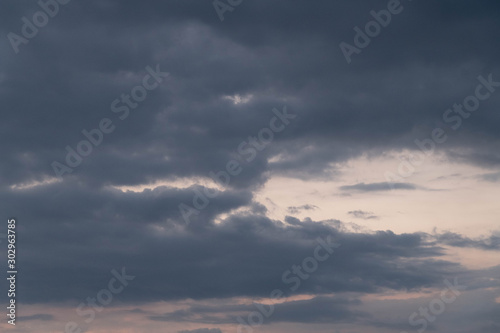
[{"left": 254, "top": 152, "right": 500, "bottom": 238}]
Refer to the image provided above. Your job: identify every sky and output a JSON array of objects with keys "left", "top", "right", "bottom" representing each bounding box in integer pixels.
[{"left": 0, "top": 0, "right": 499, "bottom": 332}]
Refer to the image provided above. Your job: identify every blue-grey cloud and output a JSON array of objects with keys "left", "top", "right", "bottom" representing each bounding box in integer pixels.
[
  {"left": 348, "top": 210, "right": 378, "bottom": 220},
  {"left": 340, "top": 182, "right": 417, "bottom": 192}
]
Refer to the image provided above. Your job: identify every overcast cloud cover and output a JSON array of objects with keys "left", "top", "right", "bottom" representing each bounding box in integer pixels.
[{"left": 0, "top": 0, "right": 499, "bottom": 332}]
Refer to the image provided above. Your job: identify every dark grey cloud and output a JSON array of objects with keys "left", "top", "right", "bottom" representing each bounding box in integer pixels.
[
  {"left": 0, "top": 194, "right": 468, "bottom": 304},
  {"left": 145, "top": 268, "right": 500, "bottom": 330},
  {"left": 435, "top": 231, "right": 500, "bottom": 251},
  {"left": 0, "top": 1, "right": 499, "bottom": 332},
  {"left": 18, "top": 314, "right": 54, "bottom": 321},
  {"left": 0, "top": 0, "right": 499, "bottom": 189}
]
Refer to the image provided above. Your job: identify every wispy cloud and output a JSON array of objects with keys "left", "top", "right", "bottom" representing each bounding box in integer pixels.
[
  {"left": 348, "top": 210, "right": 379, "bottom": 220},
  {"left": 340, "top": 182, "right": 417, "bottom": 192},
  {"left": 287, "top": 204, "right": 319, "bottom": 214}
]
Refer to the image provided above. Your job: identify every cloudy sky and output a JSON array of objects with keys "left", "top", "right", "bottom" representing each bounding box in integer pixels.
[{"left": 0, "top": 0, "right": 499, "bottom": 332}]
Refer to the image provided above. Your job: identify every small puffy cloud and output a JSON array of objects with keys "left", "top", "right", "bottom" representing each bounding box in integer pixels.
[
  {"left": 348, "top": 210, "right": 378, "bottom": 220},
  {"left": 287, "top": 204, "right": 318, "bottom": 214}
]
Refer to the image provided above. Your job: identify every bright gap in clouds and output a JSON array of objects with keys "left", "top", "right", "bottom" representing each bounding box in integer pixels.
[
  {"left": 222, "top": 94, "right": 253, "bottom": 105},
  {"left": 256, "top": 151, "right": 500, "bottom": 238},
  {"left": 111, "top": 176, "right": 225, "bottom": 193}
]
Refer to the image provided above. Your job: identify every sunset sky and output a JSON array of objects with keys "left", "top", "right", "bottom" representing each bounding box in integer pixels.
[{"left": 0, "top": 1, "right": 499, "bottom": 332}]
